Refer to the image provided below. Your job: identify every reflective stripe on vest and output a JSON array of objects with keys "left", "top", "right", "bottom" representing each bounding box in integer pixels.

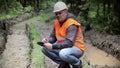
[
  {"left": 75, "top": 40, "right": 84, "bottom": 44},
  {"left": 56, "top": 33, "right": 83, "bottom": 40},
  {"left": 77, "top": 33, "right": 83, "bottom": 37},
  {"left": 56, "top": 35, "right": 84, "bottom": 45},
  {"left": 56, "top": 36, "right": 65, "bottom": 41}
]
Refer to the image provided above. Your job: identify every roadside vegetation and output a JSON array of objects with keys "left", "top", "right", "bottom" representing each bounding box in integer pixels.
[
  {"left": 22, "top": 17, "right": 44, "bottom": 68},
  {"left": 20, "top": 10, "right": 54, "bottom": 68}
]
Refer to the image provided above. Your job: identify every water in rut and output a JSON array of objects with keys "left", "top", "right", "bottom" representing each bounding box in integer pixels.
[{"left": 85, "top": 43, "right": 120, "bottom": 66}]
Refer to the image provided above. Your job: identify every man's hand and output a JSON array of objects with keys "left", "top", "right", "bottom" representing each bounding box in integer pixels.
[
  {"left": 42, "top": 38, "right": 49, "bottom": 43},
  {"left": 44, "top": 43, "right": 52, "bottom": 50}
]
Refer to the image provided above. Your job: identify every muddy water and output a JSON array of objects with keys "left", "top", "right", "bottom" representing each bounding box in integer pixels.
[{"left": 85, "top": 43, "right": 120, "bottom": 66}]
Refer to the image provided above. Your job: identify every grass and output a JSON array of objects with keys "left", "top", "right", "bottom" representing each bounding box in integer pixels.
[
  {"left": 21, "top": 17, "right": 45, "bottom": 68},
  {"left": 19, "top": 9, "right": 54, "bottom": 68},
  {"left": 38, "top": 10, "right": 55, "bottom": 23},
  {"left": 23, "top": 10, "right": 54, "bottom": 67},
  {"left": 31, "top": 40, "right": 44, "bottom": 68},
  {"left": 0, "top": 12, "right": 20, "bottom": 20},
  {"left": 0, "top": 4, "right": 23, "bottom": 20},
  {"left": 29, "top": 19, "right": 44, "bottom": 68},
  {"left": 38, "top": 10, "right": 55, "bottom": 29}
]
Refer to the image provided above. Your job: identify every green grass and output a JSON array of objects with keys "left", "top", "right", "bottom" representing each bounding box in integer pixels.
[
  {"left": 21, "top": 17, "right": 45, "bottom": 68},
  {"left": 38, "top": 10, "right": 54, "bottom": 23},
  {"left": 31, "top": 40, "right": 44, "bottom": 68},
  {"left": 29, "top": 19, "right": 44, "bottom": 68},
  {"left": 0, "top": 12, "right": 20, "bottom": 20},
  {"left": 20, "top": 9, "right": 54, "bottom": 68}
]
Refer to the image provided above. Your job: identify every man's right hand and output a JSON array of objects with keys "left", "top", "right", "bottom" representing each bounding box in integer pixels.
[{"left": 42, "top": 38, "right": 49, "bottom": 43}]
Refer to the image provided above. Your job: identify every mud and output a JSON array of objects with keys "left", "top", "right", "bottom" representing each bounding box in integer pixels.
[
  {"left": 85, "top": 44, "right": 120, "bottom": 67},
  {"left": 84, "top": 29, "right": 120, "bottom": 61}
]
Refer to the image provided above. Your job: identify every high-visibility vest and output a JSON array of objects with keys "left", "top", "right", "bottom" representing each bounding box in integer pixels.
[{"left": 54, "top": 18, "right": 85, "bottom": 51}]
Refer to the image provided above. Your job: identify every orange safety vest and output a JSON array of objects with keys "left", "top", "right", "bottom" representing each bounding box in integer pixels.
[{"left": 54, "top": 18, "right": 85, "bottom": 51}]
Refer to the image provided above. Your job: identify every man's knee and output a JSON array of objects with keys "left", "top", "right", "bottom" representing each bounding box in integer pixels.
[{"left": 59, "top": 49, "right": 69, "bottom": 60}]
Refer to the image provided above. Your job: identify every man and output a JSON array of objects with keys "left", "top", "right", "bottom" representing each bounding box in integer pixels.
[{"left": 41, "top": 1, "right": 85, "bottom": 68}]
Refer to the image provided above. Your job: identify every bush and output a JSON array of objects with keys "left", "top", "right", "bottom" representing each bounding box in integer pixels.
[{"left": 24, "top": 6, "right": 34, "bottom": 13}]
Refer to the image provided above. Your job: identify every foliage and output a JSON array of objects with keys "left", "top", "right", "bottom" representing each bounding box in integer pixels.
[
  {"left": 0, "top": 1, "right": 23, "bottom": 20},
  {"left": 65, "top": 0, "right": 120, "bottom": 35},
  {"left": 40, "top": 1, "right": 55, "bottom": 10},
  {"left": 24, "top": 6, "right": 34, "bottom": 13},
  {"left": 0, "top": 0, "right": 56, "bottom": 20},
  {"left": 0, "top": 0, "right": 120, "bottom": 34},
  {"left": 114, "top": 46, "right": 120, "bottom": 52},
  {"left": 38, "top": 10, "right": 54, "bottom": 23},
  {"left": 38, "top": 11, "right": 48, "bottom": 23},
  {"left": 88, "top": 11, "right": 96, "bottom": 19}
]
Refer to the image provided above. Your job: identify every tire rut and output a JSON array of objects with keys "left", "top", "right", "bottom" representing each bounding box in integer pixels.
[{"left": 0, "top": 23, "right": 30, "bottom": 68}]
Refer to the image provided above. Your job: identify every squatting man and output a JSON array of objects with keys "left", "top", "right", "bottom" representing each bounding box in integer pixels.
[{"left": 38, "top": 1, "right": 86, "bottom": 68}]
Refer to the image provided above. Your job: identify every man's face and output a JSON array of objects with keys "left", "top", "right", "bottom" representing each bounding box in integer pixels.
[{"left": 55, "top": 9, "right": 67, "bottom": 22}]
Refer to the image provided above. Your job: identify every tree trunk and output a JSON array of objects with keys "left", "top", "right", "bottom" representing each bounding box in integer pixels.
[
  {"left": 23, "top": 0, "right": 27, "bottom": 7},
  {"left": 96, "top": 3, "right": 99, "bottom": 18},
  {"left": 3, "top": 0, "right": 8, "bottom": 13},
  {"left": 113, "top": 0, "right": 120, "bottom": 17},
  {"left": 37, "top": 0, "right": 40, "bottom": 10},
  {"left": 107, "top": 0, "right": 110, "bottom": 14},
  {"left": 103, "top": 0, "right": 106, "bottom": 16}
]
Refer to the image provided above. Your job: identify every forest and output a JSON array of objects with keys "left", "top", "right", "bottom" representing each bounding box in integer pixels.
[{"left": 0, "top": 0, "right": 120, "bottom": 34}]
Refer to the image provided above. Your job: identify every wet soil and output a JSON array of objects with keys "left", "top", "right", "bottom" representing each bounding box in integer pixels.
[
  {"left": 85, "top": 44, "right": 120, "bottom": 67},
  {"left": 84, "top": 29, "right": 120, "bottom": 61}
]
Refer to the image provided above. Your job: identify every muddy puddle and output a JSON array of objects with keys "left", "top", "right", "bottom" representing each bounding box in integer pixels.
[{"left": 85, "top": 44, "right": 120, "bottom": 66}]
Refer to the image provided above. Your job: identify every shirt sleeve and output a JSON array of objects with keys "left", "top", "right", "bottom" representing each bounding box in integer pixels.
[
  {"left": 52, "top": 24, "right": 78, "bottom": 49},
  {"left": 48, "top": 28, "right": 57, "bottom": 44}
]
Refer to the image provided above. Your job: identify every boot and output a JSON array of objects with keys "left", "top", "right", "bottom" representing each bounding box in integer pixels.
[
  {"left": 72, "top": 64, "right": 82, "bottom": 68},
  {"left": 58, "top": 62, "right": 71, "bottom": 68},
  {"left": 72, "top": 60, "right": 82, "bottom": 68}
]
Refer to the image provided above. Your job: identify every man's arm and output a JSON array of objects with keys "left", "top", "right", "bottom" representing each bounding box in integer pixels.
[{"left": 48, "top": 28, "right": 57, "bottom": 43}]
